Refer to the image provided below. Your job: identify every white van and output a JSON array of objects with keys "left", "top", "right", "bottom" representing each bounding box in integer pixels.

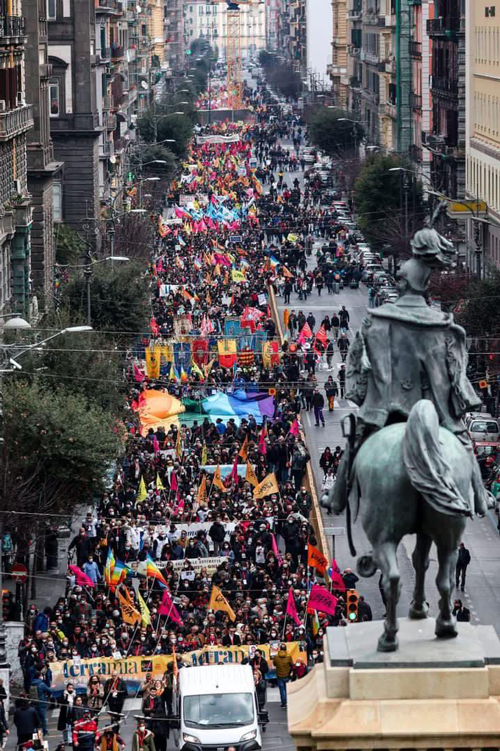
[{"left": 174, "top": 664, "right": 266, "bottom": 751}]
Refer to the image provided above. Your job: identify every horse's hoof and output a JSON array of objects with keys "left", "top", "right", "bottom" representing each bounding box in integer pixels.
[
  {"left": 435, "top": 617, "right": 458, "bottom": 639},
  {"left": 409, "top": 600, "right": 429, "bottom": 620},
  {"left": 377, "top": 633, "right": 399, "bottom": 652}
]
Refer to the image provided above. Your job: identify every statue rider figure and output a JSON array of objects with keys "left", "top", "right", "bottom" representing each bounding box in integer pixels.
[{"left": 331, "top": 228, "right": 490, "bottom": 518}]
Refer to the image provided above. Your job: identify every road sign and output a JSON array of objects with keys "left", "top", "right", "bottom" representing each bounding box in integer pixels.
[
  {"left": 11, "top": 563, "right": 28, "bottom": 584},
  {"left": 323, "top": 527, "right": 345, "bottom": 536}
]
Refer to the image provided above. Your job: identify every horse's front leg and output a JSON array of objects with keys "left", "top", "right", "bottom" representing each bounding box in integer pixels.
[{"left": 375, "top": 542, "right": 401, "bottom": 652}]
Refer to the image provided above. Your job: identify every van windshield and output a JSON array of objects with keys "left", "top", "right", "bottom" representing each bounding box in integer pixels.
[{"left": 184, "top": 692, "right": 254, "bottom": 729}]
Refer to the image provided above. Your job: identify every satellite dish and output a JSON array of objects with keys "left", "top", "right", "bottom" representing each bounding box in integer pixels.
[
  {"left": 136, "top": 4, "right": 141, "bottom": 12},
  {"left": 141, "top": 80, "right": 148, "bottom": 90},
  {"left": 110, "top": 155, "right": 116, "bottom": 164}
]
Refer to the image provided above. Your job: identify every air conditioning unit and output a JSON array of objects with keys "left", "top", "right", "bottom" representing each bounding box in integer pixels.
[{"left": 0, "top": 100, "right": 6, "bottom": 112}]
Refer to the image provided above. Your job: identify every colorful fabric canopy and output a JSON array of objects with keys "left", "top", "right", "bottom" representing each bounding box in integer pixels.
[{"left": 182, "top": 389, "right": 274, "bottom": 426}]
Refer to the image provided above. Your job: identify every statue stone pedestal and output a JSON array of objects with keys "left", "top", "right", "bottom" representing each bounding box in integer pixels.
[{"left": 288, "top": 618, "right": 500, "bottom": 750}]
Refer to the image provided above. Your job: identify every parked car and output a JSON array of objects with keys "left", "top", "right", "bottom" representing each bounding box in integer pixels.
[{"left": 468, "top": 417, "right": 500, "bottom": 443}]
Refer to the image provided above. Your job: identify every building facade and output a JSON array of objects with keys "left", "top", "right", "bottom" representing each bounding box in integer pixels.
[
  {"left": 183, "top": 1, "right": 266, "bottom": 62},
  {"left": 328, "top": 0, "right": 348, "bottom": 107},
  {"left": 0, "top": 0, "right": 34, "bottom": 315},
  {"left": 25, "top": 0, "right": 62, "bottom": 308},
  {"left": 465, "top": 0, "right": 500, "bottom": 274}
]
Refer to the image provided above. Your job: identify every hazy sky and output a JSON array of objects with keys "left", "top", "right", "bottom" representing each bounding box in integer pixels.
[{"left": 306, "top": 0, "right": 334, "bottom": 85}]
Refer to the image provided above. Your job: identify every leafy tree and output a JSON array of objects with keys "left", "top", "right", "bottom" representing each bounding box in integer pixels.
[
  {"left": 307, "top": 108, "right": 364, "bottom": 156},
  {"left": 60, "top": 261, "right": 150, "bottom": 335},
  {"left": 137, "top": 108, "right": 194, "bottom": 158},
  {"left": 101, "top": 211, "right": 157, "bottom": 263},
  {"left": 353, "top": 154, "right": 425, "bottom": 259},
  {"left": 0, "top": 378, "right": 122, "bottom": 521},
  {"left": 55, "top": 224, "right": 86, "bottom": 265},
  {"left": 129, "top": 144, "right": 176, "bottom": 179}
]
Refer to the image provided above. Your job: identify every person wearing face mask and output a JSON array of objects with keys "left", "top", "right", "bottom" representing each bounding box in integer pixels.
[
  {"left": 132, "top": 717, "right": 156, "bottom": 751},
  {"left": 58, "top": 682, "right": 76, "bottom": 743},
  {"left": 87, "top": 676, "right": 105, "bottom": 712},
  {"left": 141, "top": 686, "right": 169, "bottom": 751},
  {"left": 104, "top": 672, "right": 127, "bottom": 716}
]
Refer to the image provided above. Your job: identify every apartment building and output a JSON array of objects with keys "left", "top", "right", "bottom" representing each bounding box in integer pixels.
[
  {"left": 165, "top": 0, "right": 185, "bottom": 74},
  {"left": 465, "top": 0, "right": 500, "bottom": 274},
  {"left": 329, "top": 0, "right": 348, "bottom": 107},
  {"left": 0, "top": 0, "right": 34, "bottom": 315},
  {"left": 183, "top": 1, "right": 266, "bottom": 61},
  {"left": 25, "top": 0, "right": 62, "bottom": 307}
]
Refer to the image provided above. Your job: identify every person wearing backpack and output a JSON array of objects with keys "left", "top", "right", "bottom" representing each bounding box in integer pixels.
[{"left": 456, "top": 542, "right": 471, "bottom": 591}]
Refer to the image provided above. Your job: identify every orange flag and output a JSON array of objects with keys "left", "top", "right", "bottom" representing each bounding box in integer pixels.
[
  {"left": 245, "top": 463, "right": 259, "bottom": 488},
  {"left": 239, "top": 435, "right": 249, "bottom": 461},
  {"left": 212, "top": 465, "right": 227, "bottom": 493},
  {"left": 307, "top": 544, "right": 328, "bottom": 577},
  {"left": 197, "top": 475, "right": 207, "bottom": 504}
]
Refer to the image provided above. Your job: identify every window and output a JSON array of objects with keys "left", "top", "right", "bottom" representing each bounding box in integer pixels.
[
  {"left": 53, "top": 180, "right": 62, "bottom": 223},
  {"left": 47, "top": 0, "right": 56, "bottom": 19},
  {"left": 49, "top": 80, "right": 60, "bottom": 116}
]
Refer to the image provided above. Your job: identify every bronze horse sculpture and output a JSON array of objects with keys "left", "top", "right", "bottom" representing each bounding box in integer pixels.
[{"left": 322, "top": 228, "right": 490, "bottom": 652}]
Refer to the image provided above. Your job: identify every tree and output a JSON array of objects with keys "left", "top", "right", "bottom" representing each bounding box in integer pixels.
[
  {"left": 102, "top": 211, "right": 157, "bottom": 263},
  {"left": 55, "top": 224, "right": 86, "bottom": 265},
  {"left": 1, "top": 378, "right": 122, "bottom": 520},
  {"left": 353, "top": 154, "right": 425, "bottom": 260},
  {"left": 129, "top": 144, "right": 176, "bottom": 180},
  {"left": 137, "top": 109, "right": 194, "bottom": 158},
  {"left": 60, "top": 261, "right": 150, "bottom": 335},
  {"left": 307, "top": 108, "right": 364, "bottom": 157}
]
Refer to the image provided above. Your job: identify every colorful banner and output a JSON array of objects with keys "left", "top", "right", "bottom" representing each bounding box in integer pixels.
[
  {"left": 50, "top": 642, "right": 307, "bottom": 693},
  {"left": 308, "top": 585, "right": 338, "bottom": 617}
]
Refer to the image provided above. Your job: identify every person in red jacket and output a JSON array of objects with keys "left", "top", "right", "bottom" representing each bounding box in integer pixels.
[{"left": 72, "top": 709, "right": 99, "bottom": 750}]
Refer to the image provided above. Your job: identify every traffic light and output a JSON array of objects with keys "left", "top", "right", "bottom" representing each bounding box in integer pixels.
[
  {"left": 2, "top": 590, "right": 12, "bottom": 621},
  {"left": 346, "top": 589, "right": 359, "bottom": 622}
]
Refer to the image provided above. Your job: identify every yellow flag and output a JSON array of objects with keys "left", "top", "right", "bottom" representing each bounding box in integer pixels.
[
  {"left": 117, "top": 588, "right": 141, "bottom": 626},
  {"left": 212, "top": 465, "right": 227, "bottom": 493},
  {"left": 197, "top": 475, "right": 207, "bottom": 505},
  {"left": 145, "top": 349, "right": 160, "bottom": 379},
  {"left": 239, "top": 435, "right": 249, "bottom": 461},
  {"left": 137, "top": 591, "right": 151, "bottom": 626},
  {"left": 245, "top": 463, "right": 259, "bottom": 488},
  {"left": 201, "top": 443, "right": 208, "bottom": 465},
  {"left": 232, "top": 270, "right": 245, "bottom": 282},
  {"left": 209, "top": 585, "right": 236, "bottom": 622},
  {"left": 253, "top": 472, "right": 279, "bottom": 499},
  {"left": 156, "top": 473, "right": 165, "bottom": 491},
  {"left": 136, "top": 476, "right": 147, "bottom": 504}
]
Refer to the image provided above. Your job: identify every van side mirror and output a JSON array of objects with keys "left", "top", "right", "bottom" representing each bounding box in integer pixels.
[
  {"left": 259, "top": 710, "right": 269, "bottom": 725},
  {"left": 170, "top": 715, "right": 180, "bottom": 730}
]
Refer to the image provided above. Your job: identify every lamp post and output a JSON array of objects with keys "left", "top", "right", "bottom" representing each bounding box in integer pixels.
[
  {"left": 152, "top": 110, "right": 186, "bottom": 143},
  {"left": 338, "top": 117, "right": 364, "bottom": 158},
  {"left": 0, "top": 320, "right": 92, "bottom": 669},
  {"left": 62, "top": 256, "right": 129, "bottom": 327}
]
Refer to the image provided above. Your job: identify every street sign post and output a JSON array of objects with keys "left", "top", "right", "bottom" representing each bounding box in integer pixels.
[
  {"left": 323, "top": 527, "right": 345, "bottom": 558},
  {"left": 11, "top": 563, "right": 28, "bottom": 584}
]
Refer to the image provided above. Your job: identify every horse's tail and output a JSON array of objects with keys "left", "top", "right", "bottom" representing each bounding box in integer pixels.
[{"left": 403, "top": 400, "right": 472, "bottom": 517}]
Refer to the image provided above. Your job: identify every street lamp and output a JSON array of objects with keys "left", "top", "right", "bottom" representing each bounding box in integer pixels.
[
  {"left": 64, "top": 256, "right": 129, "bottom": 327},
  {"left": 338, "top": 117, "right": 364, "bottom": 156},
  {"left": 1, "top": 314, "right": 32, "bottom": 331}
]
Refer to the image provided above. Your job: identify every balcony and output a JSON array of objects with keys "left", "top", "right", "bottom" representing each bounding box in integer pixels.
[
  {"left": 0, "top": 104, "right": 34, "bottom": 142},
  {"left": 410, "top": 92, "right": 422, "bottom": 110},
  {"left": 363, "top": 50, "right": 380, "bottom": 66},
  {"left": 348, "top": 8, "right": 362, "bottom": 20},
  {"left": 111, "top": 44, "right": 124, "bottom": 60},
  {"left": 410, "top": 40, "right": 422, "bottom": 58},
  {"left": 99, "top": 46, "right": 111, "bottom": 62},
  {"left": 0, "top": 15, "right": 26, "bottom": 40},
  {"left": 426, "top": 17, "right": 460, "bottom": 37},
  {"left": 104, "top": 111, "right": 117, "bottom": 130},
  {"left": 39, "top": 63, "right": 53, "bottom": 79},
  {"left": 349, "top": 76, "right": 361, "bottom": 89},
  {"left": 431, "top": 75, "right": 459, "bottom": 96}
]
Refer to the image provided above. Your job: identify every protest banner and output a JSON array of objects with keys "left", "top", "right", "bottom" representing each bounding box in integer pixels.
[{"left": 50, "top": 642, "right": 307, "bottom": 694}]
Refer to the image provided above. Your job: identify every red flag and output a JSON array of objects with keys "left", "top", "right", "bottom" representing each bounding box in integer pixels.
[
  {"left": 315, "top": 324, "right": 328, "bottom": 346},
  {"left": 331, "top": 558, "right": 341, "bottom": 574},
  {"left": 153, "top": 435, "right": 160, "bottom": 454},
  {"left": 192, "top": 338, "right": 209, "bottom": 367},
  {"left": 331, "top": 570, "right": 346, "bottom": 592},
  {"left": 271, "top": 532, "right": 282, "bottom": 565},
  {"left": 158, "top": 589, "right": 183, "bottom": 625},
  {"left": 297, "top": 323, "right": 312, "bottom": 345},
  {"left": 150, "top": 317, "right": 160, "bottom": 336},
  {"left": 68, "top": 565, "right": 95, "bottom": 588},
  {"left": 170, "top": 472, "right": 178, "bottom": 492},
  {"left": 286, "top": 587, "right": 301, "bottom": 626}
]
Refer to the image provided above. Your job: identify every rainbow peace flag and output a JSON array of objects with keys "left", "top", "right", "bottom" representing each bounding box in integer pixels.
[
  {"left": 142, "top": 555, "right": 168, "bottom": 588},
  {"left": 104, "top": 549, "right": 115, "bottom": 588}
]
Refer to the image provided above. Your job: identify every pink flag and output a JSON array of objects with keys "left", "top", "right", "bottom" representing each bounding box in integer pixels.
[
  {"left": 157, "top": 258, "right": 164, "bottom": 273},
  {"left": 158, "top": 589, "right": 183, "bottom": 625},
  {"left": 297, "top": 323, "right": 313, "bottom": 345},
  {"left": 170, "top": 472, "right": 178, "bottom": 492},
  {"left": 133, "top": 364, "right": 145, "bottom": 382},
  {"left": 331, "top": 558, "right": 341, "bottom": 574},
  {"left": 308, "top": 584, "right": 338, "bottom": 616},
  {"left": 230, "top": 455, "right": 239, "bottom": 484},
  {"left": 68, "top": 565, "right": 95, "bottom": 588},
  {"left": 331, "top": 570, "right": 346, "bottom": 592},
  {"left": 271, "top": 533, "right": 282, "bottom": 566},
  {"left": 258, "top": 427, "right": 267, "bottom": 455},
  {"left": 286, "top": 587, "right": 301, "bottom": 626},
  {"left": 153, "top": 435, "right": 160, "bottom": 454},
  {"left": 289, "top": 419, "right": 299, "bottom": 437}
]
